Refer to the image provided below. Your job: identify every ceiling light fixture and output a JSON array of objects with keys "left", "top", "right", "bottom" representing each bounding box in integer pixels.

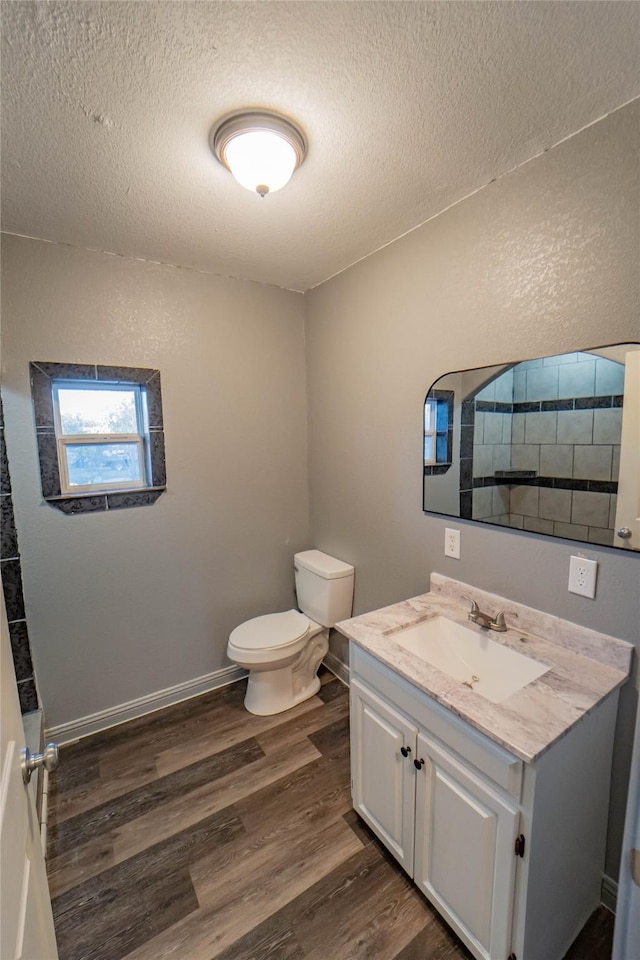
[{"left": 211, "top": 110, "right": 306, "bottom": 197}]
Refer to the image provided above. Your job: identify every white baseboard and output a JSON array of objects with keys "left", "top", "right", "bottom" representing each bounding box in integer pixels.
[
  {"left": 46, "top": 665, "right": 248, "bottom": 745},
  {"left": 601, "top": 873, "right": 618, "bottom": 913},
  {"left": 323, "top": 652, "right": 350, "bottom": 687}
]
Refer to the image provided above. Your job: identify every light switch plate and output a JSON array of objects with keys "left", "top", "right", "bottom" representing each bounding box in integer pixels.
[{"left": 568, "top": 555, "right": 598, "bottom": 598}]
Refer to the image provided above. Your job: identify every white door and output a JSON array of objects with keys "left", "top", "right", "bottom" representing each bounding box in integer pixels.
[
  {"left": 614, "top": 348, "right": 640, "bottom": 549},
  {"left": 613, "top": 694, "right": 640, "bottom": 960},
  {"left": 350, "top": 678, "right": 417, "bottom": 873},
  {"left": 0, "top": 591, "right": 58, "bottom": 960},
  {"left": 414, "top": 731, "right": 519, "bottom": 960}
]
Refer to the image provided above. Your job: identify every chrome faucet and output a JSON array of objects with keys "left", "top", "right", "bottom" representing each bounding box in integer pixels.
[{"left": 467, "top": 600, "right": 508, "bottom": 632}]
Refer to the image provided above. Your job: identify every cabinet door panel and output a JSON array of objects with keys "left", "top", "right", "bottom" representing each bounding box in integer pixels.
[
  {"left": 350, "top": 679, "right": 416, "bottom": 873},
  {"left": 415, "top": 732, "right": 519, "bottom": 960}
]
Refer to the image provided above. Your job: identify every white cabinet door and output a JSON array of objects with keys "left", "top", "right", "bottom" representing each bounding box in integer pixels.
[
  {"left": 350, "top": 678, "right": 417, "bottom": 874},
  {"left": 414, "top": 731, "right": 519, "bottom": 960}
]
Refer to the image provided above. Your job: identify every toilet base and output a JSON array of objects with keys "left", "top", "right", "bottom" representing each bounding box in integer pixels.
[{"left": 243, "top": 629, "right": 329, "bottom": 716}]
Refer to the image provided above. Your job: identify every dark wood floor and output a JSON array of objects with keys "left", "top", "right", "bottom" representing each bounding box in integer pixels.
[{"left": 47, "top": 668, "right": 614, "bottom": 960}]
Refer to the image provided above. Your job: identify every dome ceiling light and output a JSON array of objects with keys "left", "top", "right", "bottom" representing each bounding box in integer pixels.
[{"left": 211, "top": 110, "right": 307, "bottom": 197}]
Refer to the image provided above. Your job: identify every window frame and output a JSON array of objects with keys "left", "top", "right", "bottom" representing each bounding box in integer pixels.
[
  {"left": 423, "top": 388, "right": 454, "bottom": 476},
  {"left": 29, "top": 361, "right": 166, "bottom": 514},
  {"left": 52, "top": 380, "right": 148, "bottom": 495}
]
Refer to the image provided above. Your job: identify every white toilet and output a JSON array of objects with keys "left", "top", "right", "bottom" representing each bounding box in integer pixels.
[{"left": 227, "top": 550, "right": 355, "bottom": 716}]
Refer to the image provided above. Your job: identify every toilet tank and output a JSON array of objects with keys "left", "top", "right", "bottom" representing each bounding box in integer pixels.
[{"left": 294, "top": 550, "right": 354, "bottom": 628}]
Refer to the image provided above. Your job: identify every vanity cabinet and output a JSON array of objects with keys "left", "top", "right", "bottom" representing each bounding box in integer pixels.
[
  {"left": 351, "top": 676, "right": 518, "bottom": 959},
  {"left": 349, "top": 643, "right": 619, "bottom": 960}
]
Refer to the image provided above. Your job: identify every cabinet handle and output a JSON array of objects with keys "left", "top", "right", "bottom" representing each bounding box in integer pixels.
[
  {"left": 414, "top": 758, "right": 425, "bottom": 770},
  {"left": 400, "top": 746, "right": 411, "bottom": 758}
]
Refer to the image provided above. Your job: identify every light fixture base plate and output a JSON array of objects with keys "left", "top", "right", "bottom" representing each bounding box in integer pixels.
[{"left": 211, "top": 110, "right": 307, "bottom": 173}]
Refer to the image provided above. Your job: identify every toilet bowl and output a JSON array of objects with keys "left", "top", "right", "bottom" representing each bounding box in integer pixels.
[
  {"left": 228, "top": 609, "right": 327, "bottom": 716},
  {"left": 227, "top": 550, "right": 355, "bottom": 716}
]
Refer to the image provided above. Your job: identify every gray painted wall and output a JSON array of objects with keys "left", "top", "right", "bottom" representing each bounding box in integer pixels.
[
  {"left": 1, "top": 236, "right": 310, "bottom": 728},
  {"left": 305, "top": 101, "right": 639, "bottom": 879}
]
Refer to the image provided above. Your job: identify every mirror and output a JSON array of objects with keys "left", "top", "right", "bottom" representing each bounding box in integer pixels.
[{"left": 423, "top": 344, "right": 640, "bottom": 551}]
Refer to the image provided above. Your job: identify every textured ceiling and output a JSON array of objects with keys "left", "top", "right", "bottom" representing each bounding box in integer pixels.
[{"left": 2, "top": 1, "right": 639, "bottom": 292}]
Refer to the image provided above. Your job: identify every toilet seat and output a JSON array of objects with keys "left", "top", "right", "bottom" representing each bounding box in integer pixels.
[{"left": 229, "top": 609, "right": 310, "bottom": 653}]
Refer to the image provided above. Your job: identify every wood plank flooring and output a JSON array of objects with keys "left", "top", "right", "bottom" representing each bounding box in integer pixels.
[{"left": 48, "top": 668, "right": 614, "bottom": 960}]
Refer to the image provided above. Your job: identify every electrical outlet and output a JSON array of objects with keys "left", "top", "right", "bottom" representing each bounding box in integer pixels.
[
  {"left": 568, "top": 555, "right": 598, "bottom": 598},
  {"left": 444, "top": 527, "right": 461, "bottom": 559}
]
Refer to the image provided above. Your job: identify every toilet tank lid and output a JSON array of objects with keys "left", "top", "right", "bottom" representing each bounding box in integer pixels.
[{"left": 294, "top": 550, "right": 354, "bottom": 580}]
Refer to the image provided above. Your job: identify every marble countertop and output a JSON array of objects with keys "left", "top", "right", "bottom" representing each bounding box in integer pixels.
[{"left": 336, "top": 573, "right": 634, "bottom": 763}]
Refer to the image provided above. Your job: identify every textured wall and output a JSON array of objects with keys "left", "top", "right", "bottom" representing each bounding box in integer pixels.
[
  {"left": 305, "top": 101, "right": 640, "bottom": 878},
  {"left": 1, "top": 236, "right": 309, "bottom": 728}
]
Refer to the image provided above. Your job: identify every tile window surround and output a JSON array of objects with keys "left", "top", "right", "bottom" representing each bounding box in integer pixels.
[
  {"left": 1, "top": 392, "right": 39, "bottom": 713},
  {"left": 460, "top": 353, "right": 624, "bottom": 547},
  {"left": 30, "top": 362, "right": 167, "bottom": 515}
]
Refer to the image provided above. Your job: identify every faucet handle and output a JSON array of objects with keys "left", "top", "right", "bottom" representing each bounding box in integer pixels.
[
  {"left": 493, "top": 610, "right": 518, "bottom": 630},
  {"left": 462, "top": 595, "right": 480, "bottom": 614}
]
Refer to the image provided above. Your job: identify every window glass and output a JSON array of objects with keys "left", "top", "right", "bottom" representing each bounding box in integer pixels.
[
  {"left": 57, "top": 387, "right": 138, "bottom": 435},
  {"left": 424, "top": 399, "right": 437, "bottom": 464},
  {"left": 424, "top": 435, "right": 434, "bottom": 463},
  {"left": 424, "top": 399, "right": 436, "bottom": 433},
  {"left": 64, "top": 442, "right": 143, "bottom": 487}
]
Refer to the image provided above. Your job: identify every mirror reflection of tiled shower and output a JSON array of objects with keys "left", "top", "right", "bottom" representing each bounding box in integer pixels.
[{"left": 467, "top": 351, "right": 624, "bottom": 547}]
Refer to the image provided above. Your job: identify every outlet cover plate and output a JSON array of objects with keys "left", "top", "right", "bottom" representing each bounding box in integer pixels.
[
  {"left": 568, "top": 555, "right": 598, "bottom": 599},
  {"left": 445, "top": 527, "right": 461, "bottom": 559}
]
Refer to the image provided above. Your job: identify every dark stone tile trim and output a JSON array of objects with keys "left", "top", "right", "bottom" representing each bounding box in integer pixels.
[
  {"left": 472, "top": 476, "right": 618, "bottom": 494},
  {"left": 459, "top": 490, "right": 472, "bottom": 519},
  {"left": 512, "top": 395, "right": 622, "bottom": 414},
  {"left": 1, "top": 427, "right": 11, "bottom": 496},
  {"left": 460, "top": 400, "right": 475, "bottom": 426},
  {"left": 460, "top": 424, "right": 474, "bottom": 459},
  {"left": 106, "top": 489, "right": 164, "bottom": 511},
  {"left": 540, "top": 398, "right": 574, "bottom": 412},
  {"left": 1, "top": 493, "right": 19, "bottom": 560},
  {"left": 0, "top": 387, "right": 39, "bottom": 712},
  {"left": 9, "top": 620, "right": 34, "bottom": 681},
  {"left": 1, "top": 558, "right": 26, "bottom": 622},
  {"left": 494, "top": 470, "right": 537, "bottom": 479},
  {"left": 97, "top": 365, "right": 160, "bottom": 384},
  {"left": 17, "top": 678, "right": 39, "bottom": 713},
  {"left": 475, "top": 400, "right": 514, "bottom": 413},
  {"left": 29, "top": 362, "right": 166, "bottom": 512},
  {"left": 423, "top": 465, "right": 451, "bottom": 476},
  {"left": 45, "top": 485, "right": 166, "bottom": 501},
  {"left": 45, "top": 486, "right": 166, "bottom": 514}
]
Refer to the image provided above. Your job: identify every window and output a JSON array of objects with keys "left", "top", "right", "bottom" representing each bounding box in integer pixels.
[
  {"left": 30, "top": 362, "right": 166, "bottom": 514},
  {"left": 423, "top": 389, "right": 454, "bottom": 473},
  {"left": 53, "top": 381, "right": 148, "bottom": 494},
  {"left": 424, "top": 398, "right": 437, "bottom": 465}
]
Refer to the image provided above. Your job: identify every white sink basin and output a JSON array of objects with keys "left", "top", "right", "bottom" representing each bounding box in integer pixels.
[{"left": 389, "top": 616, "right": 551, "bottom": 703}]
